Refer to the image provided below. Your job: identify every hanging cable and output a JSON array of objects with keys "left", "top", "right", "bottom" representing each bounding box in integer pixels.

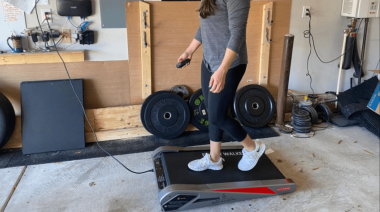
[
  {"left": 34, "top": 0, "right": 153, "bottom": 174},
  {"left": 304, "top": 14, "right": 363, "bottom": 64}
]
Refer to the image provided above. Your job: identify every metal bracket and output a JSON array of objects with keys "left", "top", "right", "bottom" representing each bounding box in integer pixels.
[
  {"left": 266, "top": 8, "right": 273, "bottom": 26},
  {"left": 143, "top": 10, "right": 148, "bottom": 29},
  {"left": 265, "top": 28, "right": 272, "bottom": 43},
  {"left": 143, "top": 31, "right": 147, "bottom": 48}
]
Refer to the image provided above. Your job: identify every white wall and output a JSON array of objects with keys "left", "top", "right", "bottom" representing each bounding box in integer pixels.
[
  {"left": 24, "top": 0, "right": 128, "bottom": 61},
  {"left": 288, "top": 0, "right": 379, "bottom": 95}
]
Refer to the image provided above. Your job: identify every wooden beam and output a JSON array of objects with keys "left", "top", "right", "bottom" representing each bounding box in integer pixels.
[
  {"left": 2, "top": 106, "right": 200, "bottom": 149},
  {"left": 259, "top": 2, "right": 273, "bottom": 86},
  {"left": 0, "top": 50, "right": 84, "bottom": 65},
  {"left": 85, "top": 105, "right": 143, "bottom": 132},
  {"left": 86, "top": 127, "right": 151, "bottom": 142},
  {"left": 86, "top": 124, "right": 198, "bottom": 143},
  {"left": 139, "top": 2, "right": 152, "bottom": 99}
]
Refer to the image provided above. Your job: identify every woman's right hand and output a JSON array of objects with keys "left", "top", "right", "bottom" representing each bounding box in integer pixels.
[{"left": 177, "top": 52, "right": 192, "bottom": 68}]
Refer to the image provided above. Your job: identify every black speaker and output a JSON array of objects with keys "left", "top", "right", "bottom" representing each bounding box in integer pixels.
[{"left": 57, "top": 0, "right": 92, "bottom": 17}]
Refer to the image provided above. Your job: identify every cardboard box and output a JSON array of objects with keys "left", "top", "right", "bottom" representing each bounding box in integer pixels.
[{"left": 367, "top": 81, "right": 380, "bottom": 115}]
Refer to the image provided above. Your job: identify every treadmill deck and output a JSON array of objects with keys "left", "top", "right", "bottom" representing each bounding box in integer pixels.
[
  {"left": 152, "top": 146, "right": 296, "bottom": 211},
  {"left": 160, "top": 149, "right": 285, "bottom": 185}
]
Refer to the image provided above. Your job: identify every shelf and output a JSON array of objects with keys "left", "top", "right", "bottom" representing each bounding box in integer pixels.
[{"left": 0, "top": 50, "right": 84, "bottom": 65}]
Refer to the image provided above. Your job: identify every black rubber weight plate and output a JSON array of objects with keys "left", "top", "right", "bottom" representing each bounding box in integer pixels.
[
  {"left": 0, "top": 92, "right": 16, "bottom": 149},
  {"left": 170, "top": 85, "right": 189, "bottom": 100},
  {"left": 301, "top": 106, "right": 319, "bottom": 124},
  {"left": 233, "top": 85, "right": 276, "bottom": 128},
  {"left": 144, "top": 92, "right": 190, "bottom": 139},
  {"left": 314, "top": 103, "right": 332, "bottom": 122},
  {"left": 188, "top": 89, "right": 209, "bottom": 132},
  {"left": 140, "top": 91, "right": 171, "bottom": 133}
]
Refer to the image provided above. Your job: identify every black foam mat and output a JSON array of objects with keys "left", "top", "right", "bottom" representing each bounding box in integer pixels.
[
  {"left": 331, "top": 113, "right": 359, "bottom": 127},
  {"left": 0, "top": 125, "right": 278, "bottom": 169},
  {"left": 20, "top": 79, "right": 85, "bottom": 154},
  {"left": 337, "top": 76, "right": 380, "bottom": 137},
  {"left": 161, "top": 150, "right": 285, "bottom": 185}
]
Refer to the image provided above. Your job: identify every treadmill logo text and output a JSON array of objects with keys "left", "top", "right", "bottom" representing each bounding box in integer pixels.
[
  {"left": 277, "top": 187, "right": 291, "bottom": 191},
  {"left": 202, "top": 152, "right": 243, "bottom": 157},
  {"left": 222, "top": 152, "right": 243, "bottom": 156}
]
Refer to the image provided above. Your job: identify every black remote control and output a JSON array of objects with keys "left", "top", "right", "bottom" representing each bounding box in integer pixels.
[{"left": 176, "top": 59, "right": 191, "bottom": 68}]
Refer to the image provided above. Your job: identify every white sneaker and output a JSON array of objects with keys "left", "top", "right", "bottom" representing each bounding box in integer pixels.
[
  {"left": 188, "top": 153, "right": 224, "bottom": 171},
  {"left": 238, "top": 141, "right": 266, "bottom": 171}
]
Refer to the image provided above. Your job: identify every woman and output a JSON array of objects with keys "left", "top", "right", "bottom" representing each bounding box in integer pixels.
[{"left": 177, "top": 0, "right": 266, "bottom": 172}]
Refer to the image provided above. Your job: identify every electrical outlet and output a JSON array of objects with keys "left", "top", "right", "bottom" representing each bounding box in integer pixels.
[
  {"left": 40, "top": 9, "right": 52, "bottom": 22},
  {"left": 302, "top": 6, "right": 310, "bottom": 18},
  {"left": 61, "top": 29, "right": 71, "bottom": 43}
]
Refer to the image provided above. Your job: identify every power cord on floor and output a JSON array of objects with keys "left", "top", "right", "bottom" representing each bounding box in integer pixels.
[
  {"left": 34, "top": 0, "right": 153, "bottom": 174},
  {"left": 312, "top": 116, "right": 330, "bottom": 131}
]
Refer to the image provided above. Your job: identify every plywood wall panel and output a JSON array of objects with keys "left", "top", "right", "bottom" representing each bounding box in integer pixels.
[
  {"left": 150, "top": 2, "right": 204, "bottom": 96},
  {"left": 126, "top": 2, "right": 143, "bottom": 105},
  {"left": 266, "top": 1, "right": 292, "bottom": 96},
  {"left": 0, "top": 61, "right": 130, "bottom": 115},
  {"left": 127, "top": 0, "right": 292, "bottom": 103}
]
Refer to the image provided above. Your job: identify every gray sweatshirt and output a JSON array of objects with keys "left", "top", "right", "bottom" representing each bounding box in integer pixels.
[{"left": 194, "top": 0, "right": 250, "bottom": 72}]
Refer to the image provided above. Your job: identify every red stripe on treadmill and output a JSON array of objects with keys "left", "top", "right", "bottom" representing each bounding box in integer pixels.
[{"left": 212, "top": 187, "right": 276, "bottom": 194}]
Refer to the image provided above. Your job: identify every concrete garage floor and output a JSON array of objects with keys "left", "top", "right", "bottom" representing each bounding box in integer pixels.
[{"left": 0, "top": 125, "right": 379, "bottom": 212}]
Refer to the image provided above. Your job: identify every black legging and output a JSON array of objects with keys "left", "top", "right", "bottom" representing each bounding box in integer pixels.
[{"left": 201, "top": 60, "right": 247, "bottom": 142}]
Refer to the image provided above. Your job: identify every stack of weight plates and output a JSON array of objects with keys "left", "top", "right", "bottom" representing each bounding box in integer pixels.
[{"left": 141, "top": 84, "right": 277, "bottom": 139}]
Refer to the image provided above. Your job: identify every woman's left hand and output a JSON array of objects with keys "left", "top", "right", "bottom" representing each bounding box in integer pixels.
[{"left": 209, "top": 69, "right": 227, "bottom": 93}]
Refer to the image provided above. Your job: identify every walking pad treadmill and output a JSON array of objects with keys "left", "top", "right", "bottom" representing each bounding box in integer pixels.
[{"left": 151, "top": 145, "right": 296, "bottom": 211}]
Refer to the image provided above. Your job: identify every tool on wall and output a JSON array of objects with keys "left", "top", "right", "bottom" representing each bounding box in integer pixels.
[{"left": 266, "top": 7, "right": 273, "bottom": 26}]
